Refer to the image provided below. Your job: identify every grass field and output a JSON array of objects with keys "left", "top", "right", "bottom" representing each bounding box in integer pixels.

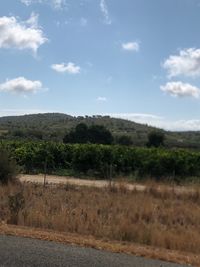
[{"left": 0, "top": 181, "right": 200, "bottom": 265}]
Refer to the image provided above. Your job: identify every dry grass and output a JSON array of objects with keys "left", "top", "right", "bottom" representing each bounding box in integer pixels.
[{"left": 1, "top": 182, "right": 200, "bottom": 265}]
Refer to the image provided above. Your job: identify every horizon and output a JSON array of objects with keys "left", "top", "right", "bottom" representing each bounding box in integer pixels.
[
  {"left": 1, "top": 1, "right": 200, "bottom": 131},
  {"left": 0, "top": 111, "right": 199, "bottom": 133}
]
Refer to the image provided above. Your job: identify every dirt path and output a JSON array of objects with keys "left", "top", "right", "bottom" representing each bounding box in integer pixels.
[
  {"left": 19, "top": 174, "right": 199, "bottom": 195},
  {"left": 20, "top": 174, "right": 115, "bottom": 188}
]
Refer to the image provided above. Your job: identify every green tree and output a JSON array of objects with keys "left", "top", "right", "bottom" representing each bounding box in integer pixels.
[
  {"left": 88, "top": 125, "right": 113, "bottom": 144},
  {"left": 74, "top": 123, "right": 89, "bottom": 143},
  {"left": 147, "top": 131, "right": 165, "bottom": 148},
  {"left": 63, "top": 123, "right": 113, "bottom": 145},
  {"left": 63, "top": 123, "right": 88, "bottom": 144}
]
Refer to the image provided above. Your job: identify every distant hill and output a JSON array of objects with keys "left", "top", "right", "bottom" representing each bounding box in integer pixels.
[{"left": 0, "top": 113, "right": 200, "bottom": 148}]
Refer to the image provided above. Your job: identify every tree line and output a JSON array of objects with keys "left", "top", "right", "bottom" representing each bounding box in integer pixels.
[
  {"left": 63, "top": 123, "right": 164, "bottom": 147},
  {"left": 63, "top": 123, "right": 114, "bottom": 144}
]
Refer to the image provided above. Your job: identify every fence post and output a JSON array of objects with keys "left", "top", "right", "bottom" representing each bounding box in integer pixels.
[
  {"left": 109, "top": 163, "right": 112, "bottom": 187},
  {"left": 43, "top": 158, "right": 47, "bottom": 187}
]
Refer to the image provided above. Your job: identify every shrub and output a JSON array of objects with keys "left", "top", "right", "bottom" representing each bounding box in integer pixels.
[
  {"left": 147, "top": 130, "right": 165, "bottom": 147},
  {"left": 8, "top": 191, "right": 25, "bottom": 224},
  {"left": 63, "top": 123, "right": 113, "bottom": 145},
  {"left": 2, "top": 141, "right": 200, "bottom": 182},
  {"left": 0, "top": 149, "right": 19, "bottom": 184}
]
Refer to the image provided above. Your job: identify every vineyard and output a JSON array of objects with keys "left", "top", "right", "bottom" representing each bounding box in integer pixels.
[{"left": 2, "top": 141, "right": 200, "bottom": 182}]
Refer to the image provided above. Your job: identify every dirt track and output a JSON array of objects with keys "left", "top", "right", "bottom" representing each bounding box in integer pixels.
[
  {"left": 20, "top": 174, "right": 115, "bottom": 188},
  {"left": 19, "top": 174, "right": 198, "bottom": 195}
]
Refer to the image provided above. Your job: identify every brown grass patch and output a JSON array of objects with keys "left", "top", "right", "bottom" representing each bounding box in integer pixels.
[{"left": 0, "top": 182, "right": 200, "bottom": 266}]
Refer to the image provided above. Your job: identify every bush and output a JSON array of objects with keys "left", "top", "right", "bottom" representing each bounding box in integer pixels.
[
  {"left": 63, "top": 123, "right": 113, "bottom": 145},
  {"left": 2, "top": 141, "right": 200, "bottom": 182},
  {"left": 115, "top": 135, "right": 133, "bottom": 146},
  {"left": 0, "top": 149, "right": 19, "bottom": 184},
  {"left": 147, "top": 130, "right": 165, "bottom": 147},
  {"left": 8, "top": 191, "right": 25, "bottom": 224}
]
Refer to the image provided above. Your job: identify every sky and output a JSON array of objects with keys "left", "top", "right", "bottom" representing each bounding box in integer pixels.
[{"left": 1, "top": 0, "right": 200, "bottom": 131}]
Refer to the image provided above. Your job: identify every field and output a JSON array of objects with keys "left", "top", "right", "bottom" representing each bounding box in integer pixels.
[
  {"left": 0, "top": 181, "right": 200, "bottom": 266},
  {"left": 1, "top": 140, "right": 200, "bottom": 265}
]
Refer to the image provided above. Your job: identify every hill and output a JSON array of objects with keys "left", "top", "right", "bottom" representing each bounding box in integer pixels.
[{"left": 0, "top": 113, "right": 199, "bottom": 148}]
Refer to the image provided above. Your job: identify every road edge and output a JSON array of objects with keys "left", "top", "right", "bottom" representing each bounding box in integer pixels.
[{"left": 0, "top": 224, "right": 198, "bottom": 266}]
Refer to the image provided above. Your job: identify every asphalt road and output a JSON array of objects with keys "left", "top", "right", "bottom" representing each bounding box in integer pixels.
[{"left": 0, "top": 235, "right": 189, "bottom": 267}]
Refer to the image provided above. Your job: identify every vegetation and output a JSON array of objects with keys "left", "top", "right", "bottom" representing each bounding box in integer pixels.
[
  {"left": 63, "top": 123, "right": 113, "bottom": 144},
  {"left": 116, "top": 135, "right": 133, "bottom": 146},
  {"left": 147, "top": 130, "right": 165, "bottom": 147},
  {"left": 1, "top": 141, "right": 200, "bottom": 182},
  {"left": 1, "top": 113, "right": 200, "bottom": 183},
  {"left": 1, "top": 114, "right": 200, "bottom": 265},
  {"left": 0, "top": 113, "right": 153, "bottom": 145},
  {"left": 0, "top": 149, "right": 18, "bottom": 184},
  {"left": 1, "top": 182, "right": 200, "bottom": 262},
  {"left": 1, "top": 113, "right": 200, "bottom": 148}
]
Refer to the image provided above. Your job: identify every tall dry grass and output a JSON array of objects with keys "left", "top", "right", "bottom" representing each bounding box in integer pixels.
[{"left": 1, "top": 182, "right": 200, "bottom": 255}]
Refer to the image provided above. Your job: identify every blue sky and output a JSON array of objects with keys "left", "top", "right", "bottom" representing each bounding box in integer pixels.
[{"left": 1, "top": 0, "right": 200, "bottom": 130}]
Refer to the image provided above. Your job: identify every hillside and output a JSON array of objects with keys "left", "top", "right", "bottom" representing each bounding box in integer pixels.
[{"left": 0, "top": 113, "right": 199, "bottom": 148}]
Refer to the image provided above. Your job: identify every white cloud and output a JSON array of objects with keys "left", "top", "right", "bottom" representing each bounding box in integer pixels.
[
  {"left": 111, "top": 113, "right": 163, "bottom": 125},
  {"left": 51, "top": 62, "right": 81, "bottom": 74},
  {"left": 170, "top": 120, "right": 200, "bottom": 131},
  {"left": 97, "top": 96, "right": 107, "bottom": 102},
  {"left": 26, "top": 12, "right": 39, "bottom": 28},
  {"left": 100, "top": 0, "right": 112, "bottom": 25},
  {"left": 20, "top": 0, "right": 66, "bottom": 10},
  {"left": 0, "top": 13, "right": 47, "bottom": 53},
  {"left": 163, "top": 48, "right": 200, "bottom": 78},
  {"left": 80, "top": 18, "right": 88, "bottom": 27},
  {"left": 0, "top": 109, "right": 53, "bottom": 117},
  {"left": 109, "top": 113, "right": 200, "bottom": 131},
  {"left": 0, "top": 77, "right": 43, "bottom": 94},
  {"left": 160, "top": 81, "right": 200, "bottom": 98},
  {"left": 2, "top": 108, "right": 200, "bottom": 131},
  {"left": 122, "top": 42, "right": 140, "bottom": 52},
  {"left": 52, "top": 0, "right": 66, "bottom": 9},
  {"left": 20, "top": 0, "right": 32, "bottom": 5}
]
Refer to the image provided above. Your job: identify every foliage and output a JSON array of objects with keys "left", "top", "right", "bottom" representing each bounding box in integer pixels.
[
  {"left": 2, "top": 141, "right": 200, "bottom": 181},
  {"left": 63, "top": 123, "right": 88, "bottom": 144},
  {"left": 0, "top": 148, "right": 19, "bottom": 184},
  {"left": 115, "top": 135, "right": 133, "bottom": 146},
  {"left": 2, "top": 113, "right": 200, "bottom": 149},
  {"left": 147, "top": 130, "right": 165, "bottom": 147},
  {"left": 63, "top": 123, "right": 113, "bottom": 144},
  {"left": 89, "top": 124, "right": 113, "bottom": 144}
]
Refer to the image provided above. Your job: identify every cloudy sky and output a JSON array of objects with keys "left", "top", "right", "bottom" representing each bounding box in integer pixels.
[{"left": 1, "top": 0, "right": 200, "bottom": 131}]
